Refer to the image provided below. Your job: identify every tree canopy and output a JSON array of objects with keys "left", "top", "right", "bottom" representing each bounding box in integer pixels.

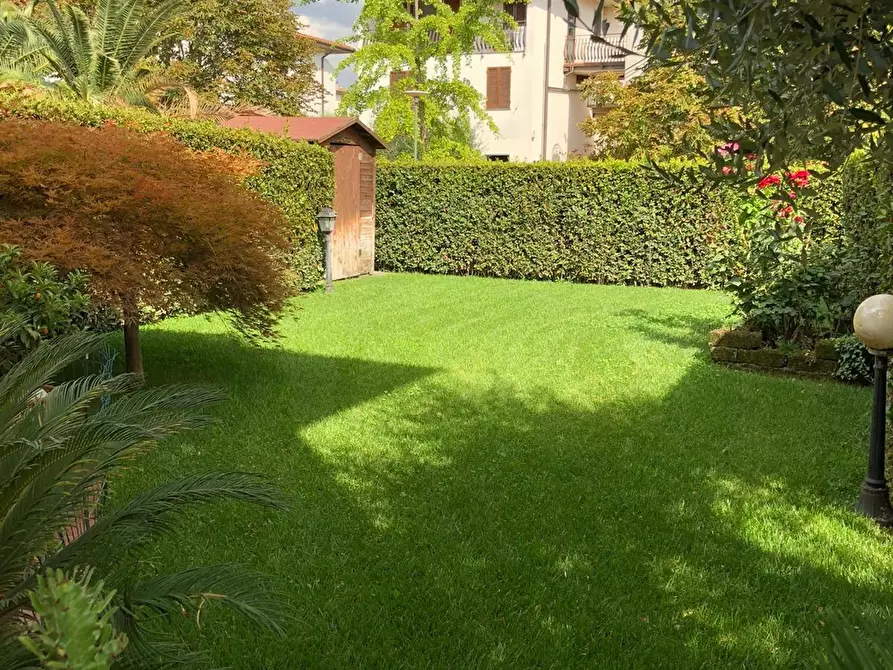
[
  {"left": 155, "top": 0, "right": 320, "bottom": 115},
  {"left": 579, "top": 65, "right": 717, "bottom": 160},
  {"left": 0, "top": 118, "right": 291, "bottom": 373},
  {"left": 619, "top": 0, "right": 893, "bottom": 174},
  {"left": 338, "top": 0, "right": 515, "bottom": 156}
]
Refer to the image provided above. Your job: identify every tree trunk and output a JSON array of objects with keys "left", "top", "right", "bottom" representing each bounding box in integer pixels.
[
  {"left": 416, "top": 66, "right": 428, "bottom": 155},
  {"left": 123, "top": 319, "right": 144, "bottom": 377}
]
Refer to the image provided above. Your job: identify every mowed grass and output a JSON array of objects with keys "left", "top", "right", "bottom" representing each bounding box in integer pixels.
[{"left": 121, "top": 273, "right": 893, "bottom": 669}]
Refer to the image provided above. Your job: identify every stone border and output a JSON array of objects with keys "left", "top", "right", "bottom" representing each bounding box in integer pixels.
[{"left": 709, "top": 329, "right": 840, "bottom": 381}]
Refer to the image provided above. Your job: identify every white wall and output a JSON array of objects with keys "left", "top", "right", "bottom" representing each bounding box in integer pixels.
[
  {"left": 363, "top": 0, "right": 643, "bottom": 160},
  {"left": 308, "top": 54, "right": 340, "bottom": 117}
]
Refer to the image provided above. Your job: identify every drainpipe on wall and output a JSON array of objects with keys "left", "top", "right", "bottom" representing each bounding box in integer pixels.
[
  {"left": 541, "top": 0, "right": 553, "bottom": 161},
  {"left": 320, "top": 52, "right": 329, "bottom": 116}
]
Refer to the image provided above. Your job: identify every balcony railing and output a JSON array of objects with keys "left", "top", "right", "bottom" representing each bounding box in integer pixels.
[
  {"left": 474, "top": 25, "right": 526, "bottom": 53},
  {"left": 564, "top": 32, "right": 629, "bottom": 65},
  {"left": 426, "top": 25, "right": 525, "bottom": 53}
]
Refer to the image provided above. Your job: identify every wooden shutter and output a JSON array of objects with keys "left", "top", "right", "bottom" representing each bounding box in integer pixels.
[
  {"left": 486, "top": 67, "right": 511, "bottom": 110},
  {"left": 505, "top": 2, "right": 526, "bottom": 24}
]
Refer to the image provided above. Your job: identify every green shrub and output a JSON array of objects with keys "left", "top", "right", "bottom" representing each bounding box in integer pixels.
[
  {"left": 19, "top": 569, "right": 127, "bottom": 670},
  {"left": 0, "top": 93, "right": 335, "bottom": 290},
  {"left": 833, "top": 335, "right": 872, "bottom": 384},
  {"left": 0, "top": 245, "right": 116, "bottom": 372},
  {"left": 376, "top": 161, "right": 740, "bottom": 288}
]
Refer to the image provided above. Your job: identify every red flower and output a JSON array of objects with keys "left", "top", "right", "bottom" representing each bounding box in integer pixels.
[
  {"left": 758, "top": 174, "right": 781, "bottom": 189},
  {"left": 794, "top": 216, "right": 804, "bottom": 223},
  {"left": 789, "top": 191, "right": 796, "bottom": 200},
  {"left": 721, "top": 166, "right": 733, "bottom": 175},
  {"left": 788, "top": 169, "right": 810, "bottom": 188}
]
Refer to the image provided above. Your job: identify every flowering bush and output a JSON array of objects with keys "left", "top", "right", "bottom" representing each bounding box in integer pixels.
[{"left": 717, "top": 164, "right": 875, "bottom": 342}]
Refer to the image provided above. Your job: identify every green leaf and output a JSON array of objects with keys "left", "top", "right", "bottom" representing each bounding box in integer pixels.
[{"left": 849, "top": 107, "right": 886, "bottom": 125}]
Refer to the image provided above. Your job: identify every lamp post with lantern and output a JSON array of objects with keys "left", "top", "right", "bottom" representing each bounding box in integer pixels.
[
  {"left": 853, "top": 293, "right": 893, "bottom": 526},
  {"left": 317, "top": 207, "right": 337, "bottom": 294}
]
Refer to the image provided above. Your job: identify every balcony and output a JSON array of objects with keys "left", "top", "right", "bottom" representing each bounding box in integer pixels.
[
  {"left": 474, "top": 25, "right": 526, "bottom": 53},
  {"left": 564, "top": 33, "right": 630, "bottom": 71}
]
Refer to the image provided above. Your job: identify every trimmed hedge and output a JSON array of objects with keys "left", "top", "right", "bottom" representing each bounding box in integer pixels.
[
  {"left": 0, "top": 93, "right": 334, "bottom": 290},
  {"left": 376, "top": 161, "right": 739, "bottom": 288}
]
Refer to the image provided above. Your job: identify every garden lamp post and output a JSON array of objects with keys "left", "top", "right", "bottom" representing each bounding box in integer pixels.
[
  {"left": 405, "top": 90, "right": 428, "bottom": 160},
  {"left": 853, "top": 293, "right": 893, "bottom": 526},
  {"left": 317, "top": 206, "right": 337, "bottom": 293}
]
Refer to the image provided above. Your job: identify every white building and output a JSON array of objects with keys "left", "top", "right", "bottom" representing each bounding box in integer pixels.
[
  {"left": 300, "top": 33, "right": 355, "bottom": 117},
  {"left": 375, "top": 0, "right": 644, "bottom": 161}
]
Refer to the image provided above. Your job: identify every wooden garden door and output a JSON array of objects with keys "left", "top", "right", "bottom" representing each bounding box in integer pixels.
[{"left": 331, "top": 144, "right": 363, "bottom": 279}]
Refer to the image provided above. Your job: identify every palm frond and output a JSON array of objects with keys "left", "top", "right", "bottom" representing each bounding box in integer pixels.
[
  {"left": 0, "top": 630, "right": 34, "bottom": 670},
  {"left": 43, "top": 472, "right": 286, "bottom": 573},
  {"left": 125, "top": 565, "right": 287, "bottom": 636},
  {"left": 115, "top": 0, "right": 185, "bottom": 74},
  {"left": 93, "top": 51, "right": 121, "bottom": 90},
  {"left": 823, "top": 609, "right": 893, "bottom": 669},
  {"left": 32, "top": 0, "right": 79, "bottom": 86},
  {"left": 0, "top": 8, "right": 46, "bottom": 83},
  {"left": 64, "top": 3, "right": 93, "bottom": 80},
  {"left": 0, "top": 332, "right": 106, "bottom": 432}
]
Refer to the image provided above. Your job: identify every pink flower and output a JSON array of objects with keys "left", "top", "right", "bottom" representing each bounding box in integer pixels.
[
  {"left": 716, "top": 141, "right": 740, "bottom": 157},
  {"left": 758, "top": 174, "right": 781, "bottom": 189},
  {"left": 722, "top": 166, "right": 733, "bottom": 175}
]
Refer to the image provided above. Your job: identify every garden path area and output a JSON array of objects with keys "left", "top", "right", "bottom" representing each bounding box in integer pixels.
[{"left": 126, "top": 274, "right": 893, "bottom": 668}]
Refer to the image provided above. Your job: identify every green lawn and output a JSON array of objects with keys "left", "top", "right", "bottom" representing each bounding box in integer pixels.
[{"left": 123, "top": 273, "right": 893, "bottom": 669}]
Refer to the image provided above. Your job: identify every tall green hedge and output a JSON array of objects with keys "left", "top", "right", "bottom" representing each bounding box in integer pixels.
[
  {"left": 0, "top": 93, "right": 334, "bottom": 290},
  {"left": 376, "top": 161, "right": 740, "bottom": 288}
]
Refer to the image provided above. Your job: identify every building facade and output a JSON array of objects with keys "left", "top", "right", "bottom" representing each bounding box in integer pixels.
[
  {"left": 300, "top": 33, "right": 355, "bottom": 117},
  {"left": 374, "top": 0, "right": 643, "bottom": 161}
]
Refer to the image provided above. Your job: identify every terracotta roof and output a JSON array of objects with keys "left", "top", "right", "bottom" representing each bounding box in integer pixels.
[
  {"left": 220, "top": 116, "right": 387, "bottom": 151},
  {"left": 296, "top": 32, "right": 356, "bottom": 54}
]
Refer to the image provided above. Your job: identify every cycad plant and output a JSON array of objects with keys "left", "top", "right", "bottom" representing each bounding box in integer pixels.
[
  {"left": 0, "top": 1, "right": 47, "bottom": 84},
  {"left": 0, "top": 0, "right": 197, "bottom": 111},
  {"left": 0, "top": 322, "right": 287, "bottom": 669}
]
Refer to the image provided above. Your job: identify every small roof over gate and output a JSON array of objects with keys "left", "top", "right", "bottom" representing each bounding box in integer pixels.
[{"left": 221, "top": 116, "right": 387, "bottom": 151}]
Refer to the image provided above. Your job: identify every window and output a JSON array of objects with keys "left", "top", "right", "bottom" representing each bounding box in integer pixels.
[
  {"left": 504, "top": 2, "right": 526, "bottom": 25},
  {"left": 390, "top": 70, "right": 411, "bottom": 89},
  {"left": 445, "top": 0, "right": 461, "bottom": 12},
  {"left": 486, "top": 67, "right": 511, "bottom": 110},
  {"left": 487, "top": 154, "right": 510, "bottom": 162}
]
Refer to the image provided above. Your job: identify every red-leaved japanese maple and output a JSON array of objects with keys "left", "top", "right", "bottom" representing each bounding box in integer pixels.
[{"left": 0, "top": 119, "right": 291, "bottom": 374}]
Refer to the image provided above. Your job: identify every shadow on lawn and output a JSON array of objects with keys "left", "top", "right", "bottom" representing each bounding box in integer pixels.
[
  {"left": 617, "top": 307, "right": 722, "bottom": 351},
  {"left": 137, "top": 326, "right": 885, "bottom": 669}
]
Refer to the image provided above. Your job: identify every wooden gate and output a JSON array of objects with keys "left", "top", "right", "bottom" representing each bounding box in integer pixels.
[{"left": 331, "top": 144, "right": 375, "bottom": 279}]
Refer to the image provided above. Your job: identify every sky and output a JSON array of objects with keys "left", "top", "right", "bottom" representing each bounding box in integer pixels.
[{"left": 294, "top": 0, "right": 363, "bottom": 85}]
